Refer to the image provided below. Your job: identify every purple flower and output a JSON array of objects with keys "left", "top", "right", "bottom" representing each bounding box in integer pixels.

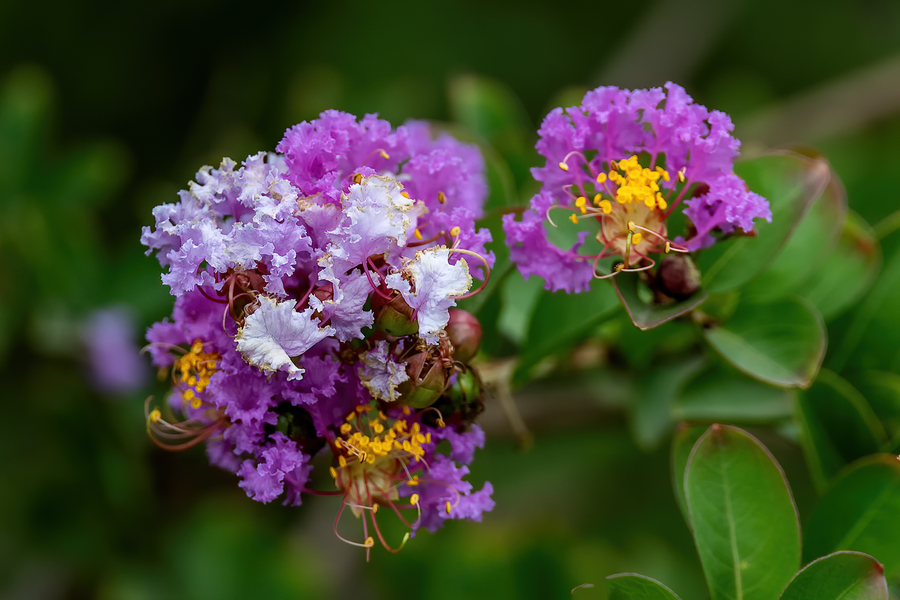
[
  {"left": 142, "top": 110, "right": 495, "bottom": 556},
  {"left": 504, "top": 82, "right": 771, "bottom": 293},
  {"left": 81, "top": 306, "right": 149, "bottom": 395}
]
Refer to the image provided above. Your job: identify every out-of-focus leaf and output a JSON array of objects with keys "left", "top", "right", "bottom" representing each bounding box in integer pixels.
[
  {"left": 632, "top": 356, "right": 705, "bottom": 451},
  {"left": 703, "top": 298, "right": 826, "bottom": 389},
  {"left": 497, "top": 272, "right": 544, "bottom": 346},
  {"left": 0, "top": 65, "right": 53, "bottom": 193},
  {"left": 671, "top": 423, "right": 709, "bottom": 526},
  {"left": 673, "top": 370, "right": 795, "bottom": 423},
  {"left": 800, "top": 211, "right": 881, "bottom": 321},
  {"left": 607, "top": 573, "right": 683, "bottom": 599},
  {"left": 512, "top": 282, "right": 619, "bottom": 386},
  {"left": 744, "top": 172, "right": 847, "bottom": 303},
  {"left": 804, "top": 455, "right": 900, "bottom": 579},
  {"left": 779, "top": 551, "right": 887, "bottom": 600},
  {"left": 613, "top": 271, "right": 708, "bottom": 331},
  {"left": 685, "top": 425, "right": 800, "bottom": 600},
  {"left": 830, "top": 244, "right": 900, "bottom": 373},
  {"left": 697, "top": 152, "right": 831, "bottom": 294},
  {"left": 795, "top": 369, "right": 887, "bottom": 491},
  {"left": 861, "top": 370, "right": 900, "bottom": 437}
]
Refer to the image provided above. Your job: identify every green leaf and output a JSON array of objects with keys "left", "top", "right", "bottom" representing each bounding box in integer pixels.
[
  {"left": 800, "top": 211, "right": 881, "bottom": 321},
  {"left": 703, "top": 298, "right": 826, "bottom": 389},
  {"left": 779, "top": 551, "right": 887, "bottom": 600},
  {"left": 685, "top": 425, "right": 800, "bottom": 600},
  {"left": 631, "top": 356, "right": 705, "bottom": 451},
  {"left": 795, "top": 369, "right": 887, "bottom": 491},
  {"left": 673, "top": 370, "right": 795, "bottom": 423},
  {"left": 613, "top": 271, "right": 708, "bottom": 331},
  {"left": 744, "top": 172, "right": 847, "bottom": 303},
  {"left": 697, "top": 151, "right": 831, "bottom": 294},
  {"left": 804, "top": 455, "right": 900, "bottom": 579},
  {"left": 607, "top": 573, "right": 683, "bottom": 600},
  {"left": 512, "top": 282, "right": 619, "bottom": 386},
  {"left": 671, "top": 423, "right": 709, "bottom": 527}
]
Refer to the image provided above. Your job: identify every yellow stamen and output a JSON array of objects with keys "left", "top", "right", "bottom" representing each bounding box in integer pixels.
[
  {"left": 191, "top": 398, "right": 202, "bottom": 409},
  {"left": 372, "top": 504, "right": 378, "bottom": 514},
  {"left": 338, "top": 455, "right": 347, "bottom": 467},
  {"left": 329, "top": 466, "right": 337, "bottom": 479},
  {"left": 400, "top": 191, "right": 410, "bottom": 199},
  {"left": 410, "top": 494, "right": 420, "bottom": 506},
  {"left": 596, "top": 173, "right": 607, "bottom": 184},
  {"left": 575, "top": 196, "right": 587, "bottom": 214},
  {"left": 450, "top": 226, "right": 461, "bottom": 237},
  {"left": 437, "top": 191, "right": 446, "bottom": 204},
  {"left": 558, "top": 161, "right": 569, "bottom": 171},
  {"left": 632, "top": 233, "right": 643, "bottom": 245},
  {"left": 353, "top": 173, "right": 362, "bottom": 184},
  {"left": 446, "top": 501, "right": 452, "bottom": 514},
  {"left": 379, "top": 150, "right": 390, "bottom": 160},
  {"left": 340, "top": 423, "right": 352, "bottom": 435},
  {"left": 569, "top": 214, "right": 578, "bottom": 224},
  {"left": 149, "top": 408, "right": 161, "bottom": 422},
  {"left": 365, "top": 537, "right": 375, "bottom": 547}
]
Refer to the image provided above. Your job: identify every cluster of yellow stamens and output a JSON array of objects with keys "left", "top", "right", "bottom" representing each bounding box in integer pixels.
[
  {"left": 174, "top": 340, "right": 218, "bottom": 409},
  {"left": 607, "top": 155, "right": 670, "bottom": 209},
  {"left": 332, "top": 405, "right": 431, "bottom": 469}
]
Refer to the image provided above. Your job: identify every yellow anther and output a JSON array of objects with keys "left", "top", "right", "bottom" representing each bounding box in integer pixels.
[
  {"left": 373, "top": 422, "right": 384, "bottom": 434},
  {"left": 183, "top": 388, "right": 195, "bottom": 401},
  {"left": 149, "top": 408, "right": 161, "bottom": 422},
  {"left": 191, "top": 398, "right": 202, "bottom": 409},
  {"left": 598, "top": 200, "right": 612, "bottom": 214},
  {"left": 400, "top": 191, "right": 410, "bottom": 199},
  {"left": 569, "top": 214, "right": 578, "bottom": 224},
  {"left": 329, "top": 466, "right": 337, "bottom": 479},
  {"left": 446, "top": 501, "right": 452, "bottom": 514},
  {"left": 425, "top": 432, "right": 431, "bottom": 444},
  {"left": 558, "top": 161, "right": 569, "bottom": 171},
  {"left": 410, "top": 494, "right": 420, "bottom": 506},
  {"left": 414, "top": 228, "right": 423, "bottom": 240},
  {"left": 191, "top": 340, "right": 203, "bottom": 354},
  {"left": 345, "top": 412, "right": 355, "bottom": 422},
  {"left": 379, "top": 150, "right": 390, "bottom": 160},
  {"left": 353, "top": 173, "right": 362, "bottom": 184},
  {"left": 364, "top": 537, "right": 375, "bottom": 548},
  {"left": 596, "top": 173, "right": 607, "bottom": 184},
  {"left": 366, "top": 454, "right": 376, "bottom": 464},
  {"left": 340, "top": 423, "right": 352, "bottom": 435},
  {"left": 372, "top": 504, "right": 378, "bottom": 514},
  {"left": 614, "top": 263, "right": 625, "bottom": 272},
  {"left": 678, "top": 168, "right": 686, "bottom": 183},
  {"left": 378, "top": 411, "right": 387, "bottom": 420},
  {"left": 575, "top": 196, "right": 587, "bottom": 214},
  {"left": 665, "top": 242, "right": 671, "bottom": 254},
  {"left": 450, "top": 226, "right": 461, "bottom": 237},
  {"left": 437, "top": 191, "right": 446, "bottom": 204},
  {"left": 338, "top": 455, "right": 347, "bottom": 467},
  {"left": 436, "top": 418, "right": 446, "bottom": 428},
  {"left": 632, "top": 233, "right": 643, "bottom": 245},
  {"left": 408, "top": 476, "right": 420, "bottom": 486},
  {"left": 657, "top": 194, "right": 668, "bottom": 210},
  {"left": 610, "top": 160, "right": 618, "bottom": 171},
  {"left": 402, "top": 406, "right": 411, "bottom": 415},
  {"left": 356, "top": 405, "right": 367, "bottom": 413},
  {"left": 627, "top": 221, "right": 636, "bottom": 231}
]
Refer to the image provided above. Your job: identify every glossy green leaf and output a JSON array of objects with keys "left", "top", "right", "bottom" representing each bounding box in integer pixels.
[
  {"left": 613, "top": 271, "right": 708, "bottom": 331},
  {"left": 744, "top": 172, "right": 847, "bottom": 303},
  {"left": 795, "top": 369, "right": 887, "bottom": 491},
  {"left": 685, "top": 425, "right": 800, "bottom": 600},
  {"left": 801, "top": 211, "right": 881, "bottom": 321},
  {"left": 512, "top": 282, "right": 619, "bottom": 386},
  {"left": 779, "top": 551, "right": 886, "bottom": 600},
  {"left": 631, "top": 356, "right": 705, "bottom": 451},
  {"left": 804, "top": 455, "right": 900, "bottom": 579},
  {"left": 697, "top": 152, "right": 831, "bottom": 294},
  {"left": 607, "top": 573, "right": 683, "bottom": 600},
  {"left": 671, "top": 423, "right": 709, "bottom": 527},
  {"left": 674, "top": 370, "right": 795, "bottom": 423},
  {"left": 703, "top": 298, "right": 826, "bottom": 389}
]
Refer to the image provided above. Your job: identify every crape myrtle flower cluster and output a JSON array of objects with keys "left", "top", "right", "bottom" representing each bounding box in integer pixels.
[
  {"left": 141, "top": 111, "right": 495, "bottom": 556},
  {"left": 503, "top": 82, "right": 772, "bottom": 295}
]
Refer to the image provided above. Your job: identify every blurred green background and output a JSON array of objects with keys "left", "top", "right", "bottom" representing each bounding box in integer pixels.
[{"left": 4, "top": 0, "right": 900, "bottom": 597}]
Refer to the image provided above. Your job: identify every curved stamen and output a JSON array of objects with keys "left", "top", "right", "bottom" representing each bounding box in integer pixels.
[
  {"left": 448, "top": 248, "right": 491, "bottom": 299},
  {"left": 363, "top": 148, "right": 391, "bottom": 166},
  {"left": 364, "top": 258, "right": 393, "bottom": 300}
]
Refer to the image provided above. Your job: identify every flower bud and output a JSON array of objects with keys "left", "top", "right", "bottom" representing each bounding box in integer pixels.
[
  {"left": 399, "top": 360, "right": 447, "bottom": 408},
  {"left": 446, "top": 309, "right": 482, "bottom": 363},
  {"left": 656, "top": 253, "right": 701, "bottom": 299},
  {"left": 374, "top": 293, "right": 419, "bottom": 337}
]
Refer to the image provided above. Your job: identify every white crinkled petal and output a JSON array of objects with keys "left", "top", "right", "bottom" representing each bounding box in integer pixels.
[
  {"left": 236, "top": 297, "right": 336, "bottom": 381},
  {"left": 386, "top": 247, "right": 472, "bottom": 345},
  {"left": 359, "top": 341, "right": 409, "bottom": 402}
]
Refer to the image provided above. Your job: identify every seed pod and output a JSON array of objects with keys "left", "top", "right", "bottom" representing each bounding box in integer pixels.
[
  {"left": 656, "top": 253, "right": 701, "bottom": 299},
  {"left": 446, "top": 309, "right": 482, "bottom": 363}
]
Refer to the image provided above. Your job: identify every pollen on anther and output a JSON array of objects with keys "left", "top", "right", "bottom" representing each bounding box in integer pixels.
[
  {"left": 632, "top": 233, "right": 643, "bottom": 245},
  {"left": 414, "top": 229, "right": 423, "bottom": 240},
  {"left": 410, "top": 493, "right": 420, "bottom": 506},
  {"left": 558, "top": 161, "right": 569, "bottom": 172},
  {"left": 437, "top": 191, "right": 446, "bottom": 204},
  {"left": 450, "top": 226, "right": 461, "bottom": 237},
  {"left": 400, "top": 191, "right": 410, "bottom": 199},
  {"left": 352, "top": 173, "right": 363, "bottom": 184},
  {"left": 379, "top": 150, "right": 390, "bottom": 160},
  {"left": 569, "top": 214, "right": 578, "bottom": 224},
  {"left": 149, "top": 408, "right": 161, "bottom": 422},
  {"left": 596, "top": 173, "right": 607, "bottom": 184},
  {"left": 329, "top": 466, "right": 337, "bottom": 479},
  {"left": 364, "top": 537, "right": 375, "bottom": 547}
]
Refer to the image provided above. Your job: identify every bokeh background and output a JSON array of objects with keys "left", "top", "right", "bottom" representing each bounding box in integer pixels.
[{"left": 3, "top": 0, "right": 900, "bottom": 598}]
